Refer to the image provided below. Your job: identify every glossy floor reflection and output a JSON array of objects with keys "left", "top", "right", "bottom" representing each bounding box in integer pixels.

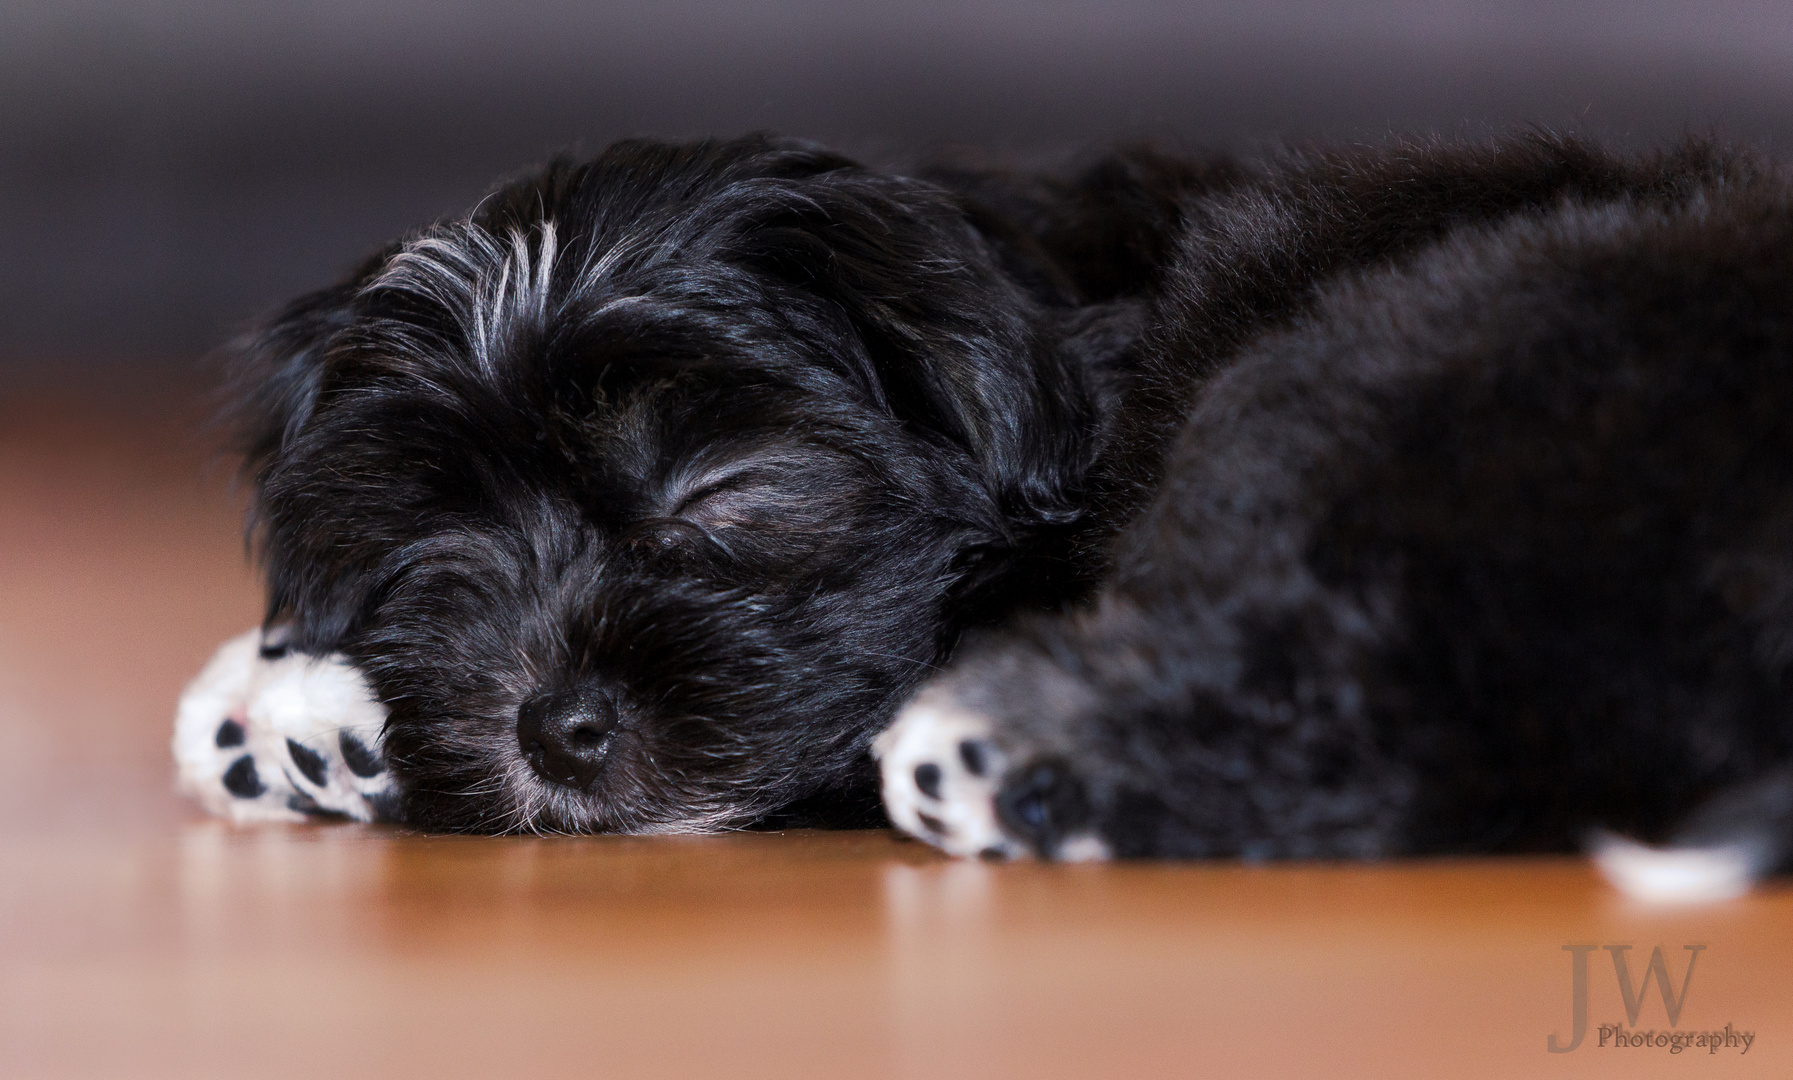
[{"left": 3, "top": 390, "right": 1789, "bottom": 1078}]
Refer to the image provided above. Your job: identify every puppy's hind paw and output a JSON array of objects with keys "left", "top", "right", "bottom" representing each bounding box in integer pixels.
[
  {"left": 875, "top": 690, "right": 1024, "bottom": 858},
  {"left": 877, "top": 683, "right": 1114, "bottom": 861},
  {"left": 173, "top": 629, "right": 401, "bottom": 824}
]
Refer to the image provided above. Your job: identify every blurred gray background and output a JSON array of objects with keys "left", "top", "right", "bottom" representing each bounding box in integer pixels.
[{"left": 6, "top": 0, "right": 1793, "bottom": 375}]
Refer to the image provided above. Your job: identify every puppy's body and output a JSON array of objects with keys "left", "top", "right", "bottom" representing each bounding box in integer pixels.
[
  {"left": 184, "top": 132, "right": 1793, "bottom": 889},
  {"left": 882, "top": 139, "right": 1793, "bottom": 888}
]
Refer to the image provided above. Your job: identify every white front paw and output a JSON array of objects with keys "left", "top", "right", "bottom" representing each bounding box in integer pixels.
[{"left": 173, "top": 629, "right": 399, "bottom": 823}]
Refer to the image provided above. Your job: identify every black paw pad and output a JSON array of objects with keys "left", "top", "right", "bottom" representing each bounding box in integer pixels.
[
  {"left": 913, "top": 762, "right": 942, "bottom": 799},
  {"left": 214, "top": 719, "right": 245, "bottom": 748},
  {"left": 286, "top": 738, "right": 329, "bottom": 787},
  {"left": 916, "top": 811, "right": 951, "bottom": 837},
  {"left": 222, "top": 755, "right": 265, "bottom": 798},
  {"left": 958, "top": 739, "right": 991, "bottom": 777},
  {"left": 339, "top": 732, "right": 384, "bottom": 778},
  {"left": 995, "top": 757, "right": 1090, "bottom": 856}
]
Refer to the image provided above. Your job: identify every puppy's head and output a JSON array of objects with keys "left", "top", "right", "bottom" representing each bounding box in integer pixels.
[{"left": 229, "top": 135, "right": 1132, "bottom": 833}]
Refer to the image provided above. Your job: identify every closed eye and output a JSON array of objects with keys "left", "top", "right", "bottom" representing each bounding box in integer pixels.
[
  {"left": 667, "top": 477, "right": 747, "bottom": 519},
  {"left": 666, "top": 471, "right": 789, "bottom": 530},
  {"left": 653, "top": 448, "right": 847, "bottom": 539}
]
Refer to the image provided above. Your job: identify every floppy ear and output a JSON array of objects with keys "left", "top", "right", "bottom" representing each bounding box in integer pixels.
[
  {"left": 216, "top": 248, "right": 394, "bottom": 630},
  {"left": 221, "top": 246, "right": 393, "bottom": 478},
  {"left": 1055, "top": 298, "right": 1146, "bottom": 424},
  {"left": 990, "top": 297, "right": 1145, "bottom": 531},
  {"left": 719, "top": 170, "right": 1151, "bottom": 532}
]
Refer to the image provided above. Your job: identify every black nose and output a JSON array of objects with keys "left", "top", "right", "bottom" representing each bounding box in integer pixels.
[{"left": 516, "top": 688, "right": 620, "bottom": 791}]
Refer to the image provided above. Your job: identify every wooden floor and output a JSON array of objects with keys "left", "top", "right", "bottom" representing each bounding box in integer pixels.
[{"left": 3, "top": 387, "right": 1790, "bottom": 1079}]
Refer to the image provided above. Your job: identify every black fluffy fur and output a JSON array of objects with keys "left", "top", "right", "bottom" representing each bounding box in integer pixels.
[{"left": 231, "top": 131, "right": 1793, "bottom": 866}]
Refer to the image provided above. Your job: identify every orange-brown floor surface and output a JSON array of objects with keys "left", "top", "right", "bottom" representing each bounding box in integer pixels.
[{"left": 3, "top": 387, "right": 1788, "bottom": 1078}]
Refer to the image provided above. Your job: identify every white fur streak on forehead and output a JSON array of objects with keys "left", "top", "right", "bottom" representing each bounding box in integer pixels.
[{"left": 368, "top": 218, "right": 560, "bottom": 380}]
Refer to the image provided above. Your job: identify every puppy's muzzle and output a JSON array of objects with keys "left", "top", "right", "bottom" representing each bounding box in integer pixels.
[{"left": 517, "top": 687, "right": 620, "bottom": 791}]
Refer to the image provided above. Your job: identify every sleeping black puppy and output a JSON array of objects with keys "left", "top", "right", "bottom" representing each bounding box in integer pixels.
[
  {"left": 174, "top": 134, "right": 1189, "bottom": 832},
  {"left": 173, "top": 132, "right": 1793, "bottom": 897}
]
